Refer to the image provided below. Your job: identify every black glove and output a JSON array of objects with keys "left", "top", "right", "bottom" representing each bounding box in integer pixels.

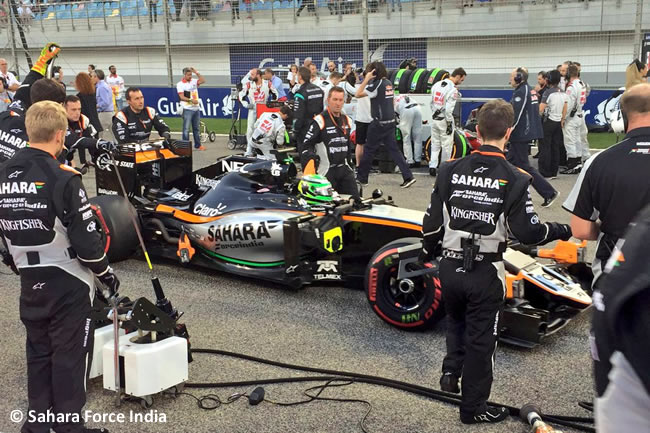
[
  {"left": 418, "top": 241, "right": 433, "bottom": 263},
  {"left": 446, "top": 121, "right": 453, "bottom": 135},
  {"left": 97, "top": 267, "right": 120, "bottom": 301},
  {"left": 95, "top": 139, "right": 117, "bottom": 155},
  {"left": 548, "top": 222, "right": 572, "bottom": 241}
]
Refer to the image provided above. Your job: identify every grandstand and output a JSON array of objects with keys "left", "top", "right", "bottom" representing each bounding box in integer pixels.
[{"left": 0, "top": 0, "right": 645, "bottom": 88}]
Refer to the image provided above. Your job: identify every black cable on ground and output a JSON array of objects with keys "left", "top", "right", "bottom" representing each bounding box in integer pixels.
[{"left": 187, "top": 348, "right": 595, "bottom": 432}]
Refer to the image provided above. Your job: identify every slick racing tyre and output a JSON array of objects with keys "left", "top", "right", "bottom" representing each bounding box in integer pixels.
[
  {"left": 408, "top": 68, "right": 429, "bottom": 93},
  {"left": 89, "top": 195, "right": 139, "bottom": 262},
  {"left": 365, "top": 238, "right": 444, "bottom": 331}
]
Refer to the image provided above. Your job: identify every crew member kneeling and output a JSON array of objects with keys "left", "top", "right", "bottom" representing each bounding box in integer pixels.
[
  {"left": 420, "top": 99, "right": 571, "bottom": 424},
  {"left": 250, "top": 105, "right": 291, "bottom": 159},
  {"left": 301, "top": 86, "right": 359, "bottom": 200},
  {"left": 112, "top": 87, "right": 171, "bottom": 144},
  {"left": 0, "top": 101, "right": 119, "bottom": 433}
]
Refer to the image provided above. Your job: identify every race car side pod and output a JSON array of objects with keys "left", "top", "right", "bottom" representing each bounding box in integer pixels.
[
  {"left": 110, "top": 155, "right": 179, "bottom": 320},
  {"left": 185, "top": 348, "right": 594, "bottom": 433}
]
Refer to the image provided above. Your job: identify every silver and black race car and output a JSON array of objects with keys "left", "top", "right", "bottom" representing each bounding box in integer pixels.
[{"left": 90, "top": 140, "right": 592, "bottom": 347}]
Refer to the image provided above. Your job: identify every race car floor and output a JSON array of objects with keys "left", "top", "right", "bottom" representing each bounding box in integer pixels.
[{"left": 0, "top": 139, "right": 596, "bottom": 433}]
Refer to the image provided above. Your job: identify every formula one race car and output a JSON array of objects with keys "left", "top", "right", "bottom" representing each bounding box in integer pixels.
[{"left": 89, "top": 140, "right": 592, "bottom": 347}]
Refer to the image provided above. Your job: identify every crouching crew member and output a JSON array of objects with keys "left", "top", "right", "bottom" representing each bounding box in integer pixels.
[
  {"left": 420, "top": 99, "right": 572, "bottom": 425},
  {"left": 112, "top": 87, "right": 171, "bottom": 144},
  {"left": 251, "top": 105, "right": 291, "bottom": 159},
  {"left": 0, "top": 101, "right": 119, "bottom": 433},
  {"left": 64, "top": 95, "right": 116, "bottom": 165},
  {"left": 301, "top": 86, "right": 359, "bottom": 200}
]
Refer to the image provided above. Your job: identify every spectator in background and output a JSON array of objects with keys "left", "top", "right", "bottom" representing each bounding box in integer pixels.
[
  {"left": 390, "top": 0, "right": 401, "bottom": 12},
  {"left": 74, "top": 72, "right": 103, "bottom": 163},
  {"left": 263, "top": 68, "right": 287, "bottom": 101},
  {"left": 0, "top": 77, "right": 11, "bottom": 112},
  {"left": 52, "top": 66, "right": 66, "bottom": 91},
  {"left": 535, "top": 70, "right": 548, "bottom": 100},
  {"left": 322, "top": 72, "right": 343, "bottom": 108},
  {"left": 558, "top": 61, "right": 570, "bottom": 91},
  {"left": 309, "top": 63, "right": 324, "bottom": 87},
  {"left": 303, "top": 57, "right": 313, "bottom": 68},
  {"left": 88, "top": 64, "right": 95, "bottom": 74},
  {"left": 342, "top": 62, "right": 353, "bottom": 77},
  {"left": 296, "top": 0, "right": 315, "bottom": 16},
  {"left": 148, "top": 0, "right": 158, "bottom": 22},
  {"left": 287, "top": 64, "right": 299, "bottom": 96},
  {"left": 91, "top": 69, "right": 115, "bottom": 142},
  {"left": 230, "top": 0, "right": 240, "bottom": 19},
  {"left": 348, "top": 67, "right": 372, "bottom": 166},
  {"left": 625, "top": 59, "right": 648, "bottom": 90},
  {"left": 173, "top": 0, "right": 183, "bottom": 20},
  {"left": 106, "top": 65, "right": 125, "bottom": 111},
  {"left": 0, "top": 58, "right": 20, "bottom": 98},
  {"left": 325, "top": 61, "right": 337, "bottom": 79},
  {"left": 537, "top": 70, "right": 565, "bottom": 179},
  {"left": 177, "top": 66, "right": 206, "bottom": 150}
]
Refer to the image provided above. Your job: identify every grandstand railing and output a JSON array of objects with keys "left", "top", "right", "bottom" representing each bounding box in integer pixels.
[{"left": 10, "top": 0, "right": 627, "bottom": 32}]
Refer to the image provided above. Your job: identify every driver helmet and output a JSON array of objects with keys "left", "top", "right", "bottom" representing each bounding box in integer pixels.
[{"left": 298, "top": 175, "right": 335, "bottom": 204}]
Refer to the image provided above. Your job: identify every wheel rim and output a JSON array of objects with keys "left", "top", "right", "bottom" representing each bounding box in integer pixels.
[{"left": 382, "top": 265, "right": 428, "bottom": 313}]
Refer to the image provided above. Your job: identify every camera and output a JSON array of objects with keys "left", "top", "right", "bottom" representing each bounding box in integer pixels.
[{"left": 355, "top": 67, "right": 364, "bottom": 74}]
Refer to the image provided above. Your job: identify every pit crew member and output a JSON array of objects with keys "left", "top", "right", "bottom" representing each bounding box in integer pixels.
[
  {"left": 112, "top": 87, "right": 171, "bottom": 144},
  {"left": 508, "top": 67, "right": 559, "bottom": 207},
  {"left": 355, "top": 61, "right": 414, "bottom": 188},
  {"left": 394, "top": 94, "right": 423, "bottom": 167},
  {"left": 251, "top": 105, "right": 291, "bottom": 159},
  {"left": 428, "top": 67, "right": 466, "bottom": 176},
  {"left": 64, "top": 95, "right": 116, "bottom": 166},
  {"left": 563, "top": 83, "right": 650, "bottom": 396},
  {"left": 0, "top": 43, "right": 63, "bottom": 163},
  {"left": 591, "top": 205, "right": 650, "bottom": 433},
  {"left": 561, "top": 64, "right": 588, "bottom": 174},
  {"left": 293, "top": 66, "right": 324, "bottom": 151},
  {"left": 301, "top": 86, "right": 359, "bottom": 200},
  {"left": 0, "top": 101, "right": 119, "bottom": 433},
  {"left": 421, "top": 99, "right": 572, "bottom": 425},
  {"left": 239, "top": 68, "right": 278, "bottom": 157}
]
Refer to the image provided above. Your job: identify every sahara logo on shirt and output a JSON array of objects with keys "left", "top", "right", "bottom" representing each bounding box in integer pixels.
[{"left": 451, "top": 174, "right": 508, "bottom": 189}]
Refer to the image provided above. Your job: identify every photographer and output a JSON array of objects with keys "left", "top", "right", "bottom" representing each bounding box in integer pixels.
[
  {"left": 355, "top": 61, "right": 415, "bottom": 188},
  {"left": 421, "top": 99, "right": 571, "bottom": 425}
]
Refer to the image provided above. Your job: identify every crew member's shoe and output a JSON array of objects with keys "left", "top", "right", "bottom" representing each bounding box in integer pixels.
[
  {"left": 357, "top": 177, "right": 369, "bottom": 187},
  {"left": 429, "top": 168, "right": 437, "bottom": 177},
  {"left": 541, "top": 190, "right": 560, "bottom": 208},
  {"left": 439, "top": 372, "right": 460, "bottom": 394},
  {"left": 400, "top": 178, "right": 416, "bottom": 188},
  {"left": 560, "top": 165, "right": 582, "bottom": 175},
  {"left": 195, "top": 145, "right": 206, "bottom": 151},
  {"left": 460, "top": 406, "right": 510, "bottom": 424}
]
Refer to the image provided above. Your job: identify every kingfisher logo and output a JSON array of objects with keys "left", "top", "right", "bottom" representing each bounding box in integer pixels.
[{"left": 0, "top": 181, "right": 45, "bottom": 194}]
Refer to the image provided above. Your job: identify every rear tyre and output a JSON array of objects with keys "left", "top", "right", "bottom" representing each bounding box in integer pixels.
[
  {"left": 365, "top": 237, "right": 444, "bottom": 331},
  {"left": 89, "top": 195, "right": 139, "bottom": 262}
]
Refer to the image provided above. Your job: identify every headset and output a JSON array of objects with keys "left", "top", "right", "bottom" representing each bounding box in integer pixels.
[{"left": 514, "top": 67, "right": 528, "bottom": 84}]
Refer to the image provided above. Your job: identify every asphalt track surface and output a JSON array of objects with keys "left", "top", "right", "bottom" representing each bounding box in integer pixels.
[{"left": 0, "top": 138, "right": 597, "bottom": 433}]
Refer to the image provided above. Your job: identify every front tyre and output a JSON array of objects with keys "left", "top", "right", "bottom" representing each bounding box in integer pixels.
[
  {"left": 89, "top": 195, "right": 139, "bottom": 262},
  {"left": 365, "top": 238, "right": 444, "bottom": 331}
]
